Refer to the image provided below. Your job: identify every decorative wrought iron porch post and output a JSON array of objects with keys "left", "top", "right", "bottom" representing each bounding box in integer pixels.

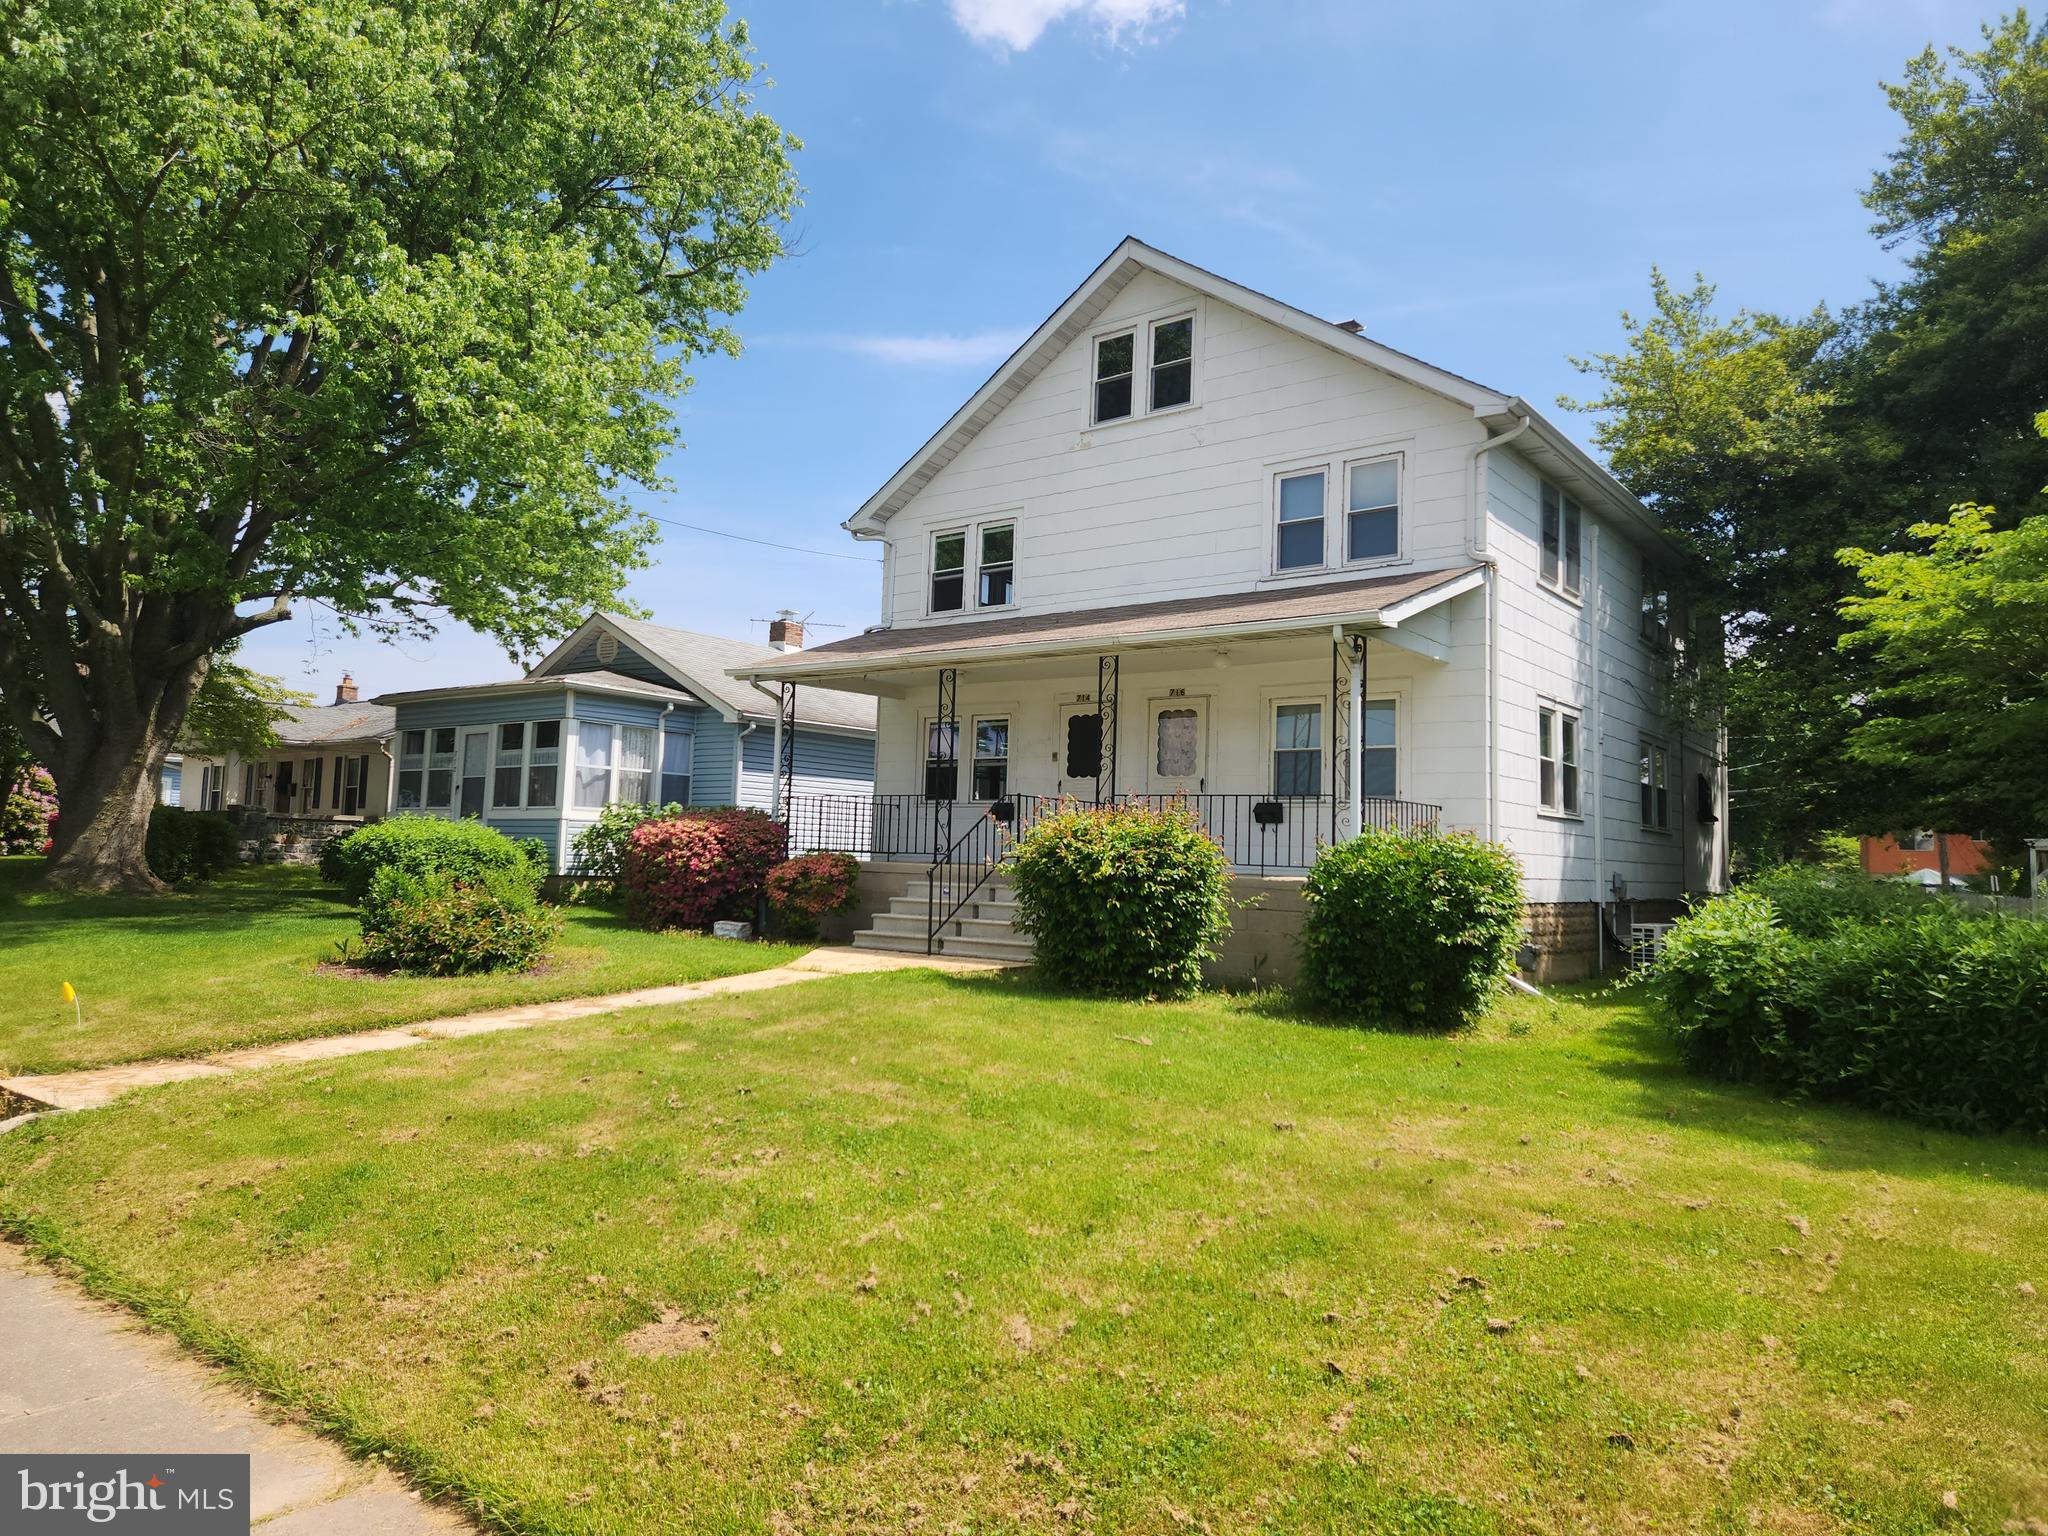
[
  {"left": 1331, "top": 632, "right": 1350, "bottom": 838},
  {"left": 931, "top": 667, "right": 958, "bottom": 862},
  {"left": 775, "top": 682, "right": 798, "bottom": 818},
  {"left": 1094, "top": 653, "right": 1119, "bottom": 805},
  {"left": 1347, "top": 633, "right": 1367, "bottom": 840}
]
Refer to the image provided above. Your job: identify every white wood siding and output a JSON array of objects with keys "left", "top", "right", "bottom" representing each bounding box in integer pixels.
[{"left": 878, "top": 271, "right": 1488, "bottom": 626}]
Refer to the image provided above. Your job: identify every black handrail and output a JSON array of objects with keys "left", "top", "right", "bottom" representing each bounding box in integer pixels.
[{"left": 924, "top": 793, "right": 1052, "bottom": 952}]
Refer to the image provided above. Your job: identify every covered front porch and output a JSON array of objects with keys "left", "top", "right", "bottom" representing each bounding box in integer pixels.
[{"left": 747, "top": 568, "right": 1486, "bottom": 884}]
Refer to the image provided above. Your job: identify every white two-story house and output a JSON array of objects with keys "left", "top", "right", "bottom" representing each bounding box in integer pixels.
[{"left": 744, "top": 240, "right": 1729, "bottom": 979}]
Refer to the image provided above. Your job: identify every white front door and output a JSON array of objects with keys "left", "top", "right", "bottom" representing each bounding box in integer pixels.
[
  {"left": 458, "top": 729, "right": 490, "bottom": 819},
  {"left": 1146, "top": 695, "right": 1208, "bottom": 794}
]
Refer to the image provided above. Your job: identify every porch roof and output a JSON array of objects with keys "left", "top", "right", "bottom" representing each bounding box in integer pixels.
[{"left": 736, "top": 565, "right": 1482, "bottom": 684}]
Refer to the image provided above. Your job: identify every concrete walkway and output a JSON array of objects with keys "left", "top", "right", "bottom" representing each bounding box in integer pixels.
[
  {"left": 0, "top": 1243, "right": 474, "bottom": 1532},
  {"left": 2, "top": 945, "right": 1008, "bottom": 1114}
]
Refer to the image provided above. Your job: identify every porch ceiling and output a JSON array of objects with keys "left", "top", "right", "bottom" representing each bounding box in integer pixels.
[{"left": 736, "top": 565, "right": 1481, "bottom": 695}]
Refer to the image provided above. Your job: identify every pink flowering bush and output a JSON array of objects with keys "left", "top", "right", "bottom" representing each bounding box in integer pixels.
[
  {"left": 1, "top": 765, "right": 58, "bottom": 855},
  {"left": 765, "top": 851, "right": 860, "bottom": 938},
  {"left": 623, "top": 808, "right": 785, "bottom": 932}
]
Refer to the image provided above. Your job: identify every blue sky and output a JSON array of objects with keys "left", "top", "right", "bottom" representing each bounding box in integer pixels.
[{"left": 242, "top": 0, "right": 2000, "bottom": 699}]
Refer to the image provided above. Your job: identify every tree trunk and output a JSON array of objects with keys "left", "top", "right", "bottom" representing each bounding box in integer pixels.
[{"left": 41, "top": 722, "right": 178, "bottom": 893}]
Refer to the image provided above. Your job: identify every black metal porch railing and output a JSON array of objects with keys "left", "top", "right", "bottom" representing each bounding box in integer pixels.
[
  {"left": 926, "top": 793, "right": 1056, "bottom": 948},
  {"left": 781, "top": 791, "right": 1442, "bottom": 873}
]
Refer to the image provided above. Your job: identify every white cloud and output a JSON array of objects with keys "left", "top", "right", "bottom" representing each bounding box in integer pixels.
[
  {"left": 947, "top": 0, "right": 1183, "bottom": 52},
  {"left": 815, "top": 329, "right": 1026, "bottom": 369}
]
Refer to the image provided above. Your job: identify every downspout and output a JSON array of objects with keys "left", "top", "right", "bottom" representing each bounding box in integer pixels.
[
  {"left": 738, "top": 719, "right": 759, "bottom": 809},
  {"left": 1470, "top": 412, "right": 1532, "bottom": 843},
  {"left": 655, "top": 701, "right": 675, "bottom": 805},
  {"left": 376, "top": 734, "right": 396, "bottom": 816},
  {"left": 1589, "top": 524, "right": 1605, "bottom": 973}
]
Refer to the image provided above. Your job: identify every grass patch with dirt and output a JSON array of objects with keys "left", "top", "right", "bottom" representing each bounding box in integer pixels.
[
  {"left": 1, "top": 972, "right": 2043, "bottom": 1533},
  {"left": 0, "top": 857, "right": 805, "bottom": 1074}
]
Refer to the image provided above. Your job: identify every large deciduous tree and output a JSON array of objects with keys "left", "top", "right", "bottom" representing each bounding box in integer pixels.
[{"left": 0, "top": 0, "right": 797, "bottom": 890}]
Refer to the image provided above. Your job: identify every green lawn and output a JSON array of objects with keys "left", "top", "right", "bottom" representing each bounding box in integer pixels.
[
  {"left": 2, "top": 974, "right": 2042, "bottom": 1534},
  {"left": 0, "top": 857, "right": 805, "bottom": 1075}
]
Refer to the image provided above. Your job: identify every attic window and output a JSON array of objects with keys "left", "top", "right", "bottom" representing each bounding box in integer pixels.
[
  {"left": 595, "top": 632, "right": 619, "bottom": 665},
  {"left": 1150, "top": 317, "right": 1193, "bottom": 409},
  {"left": 1093, "top": 332, "right": 1134, "bottom": 424}
]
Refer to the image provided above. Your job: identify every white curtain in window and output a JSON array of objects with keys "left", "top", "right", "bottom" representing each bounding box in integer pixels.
[
  {"left": 616, "top": 725, "right": 656, "bottom": 805},
  {"left": 574, "top": 722, "right": 613, "bottom": 809}
]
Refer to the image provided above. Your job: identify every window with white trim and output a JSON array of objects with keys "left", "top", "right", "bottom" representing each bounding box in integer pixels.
[
  {"left": 1539, "top": 703, "right": 1581, "bottom": 816},
  {"left": 1639, "top": 738, "right": 1669, "bottom": 830},
  {"left": 923, "top": 718, "right": 959, "bottom": 802},
  {"left": 200, "top": 764, "right": 224, "bottom": 811},
  {"left": 1540, "top": 481, "right": 1583, "bottom": 596},
  {"left": 1275, "top": 469, "right": 1326, "bottom": 571},
  {"left": 1640, "top": 558, "right": 1670, "bottom": 645},
  {"left": 527, "top": 721, "right": 561, "bottom": 808},
  {"left": 303, "top": 756, "right": 323, "bottom": 812},
  {"left": 1093, "top": 330, "right": 1135, "bottom": 423},
  {"left": 1149, "top": 316, "right": 1194, "bottom": 410},
  {"left": 617, "top": 725, "right": 656, "bottom": 805},
  {"left": 1272, "top": 701, "right": 1322, "bottom": 796},
  {"left": 426, "top": 727, "right": 456, "bottom": 809},
  {"left": 659, "top": 730, "right": 692, "bottom": 807},
  {"left": 931, "top": 531, "right": 966, "bottom": 614},
  {"left": 972, "top": 717, "right": 1009, "bottom": 800},
  {"left": 977, "top": 523, "right": 1014, "bottom": 608},
  {"left": 1345, "top": 457, "right": 1400, "bottom": 562},
  {"left": 1362, "top": 699, "right": 1396, "bottom": 798},
  {"left": 574, "top": 721, "right": 613, "bottom": 809},
  {"left": 493, "top": 722, "right": 527, "bottom": 809}
]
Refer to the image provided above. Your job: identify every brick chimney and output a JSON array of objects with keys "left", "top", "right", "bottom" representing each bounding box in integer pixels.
[
  {"left": 334, "top": 672, "right": 359, "bottom": 705},
  {"left": 767, "top": 610, "right": 804, "bottom": 653}
]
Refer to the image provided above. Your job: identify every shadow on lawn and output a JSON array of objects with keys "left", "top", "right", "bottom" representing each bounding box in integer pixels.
[{"left": 0, "top": 860, "right": 357, "bottom": 941}]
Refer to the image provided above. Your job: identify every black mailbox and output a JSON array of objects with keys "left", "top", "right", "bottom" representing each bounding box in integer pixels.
[{"left": 1252, "top": 799, "right": 1286, "bottom": 827}]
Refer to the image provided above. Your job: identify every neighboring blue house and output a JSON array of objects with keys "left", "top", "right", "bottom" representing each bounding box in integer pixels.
[{"left": 374, "top": 612, "right": 877, "bottom": 874}]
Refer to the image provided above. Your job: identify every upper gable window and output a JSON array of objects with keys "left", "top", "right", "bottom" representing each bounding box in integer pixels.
[
  {"left": 931, "top": 531, "right": 966, "bottom": 613},
  {"left": 1540, "top": 481, "right": 1583, "bottom": 597},
  {"left": 1275, "top": 470, "right": 1326, "bottom": 571},
  {"left": 1093, "top": 332, "right": 1135, "bottom": 424},
  {"left": 977, "top": 523, "right": 1014, "bottom": 608},
  {"left": 1640, "top": 558, "right": 1670, "bottom": 645},
  {"left": 1345, "top": 457, "right": 1400, "bottom": 562},
  {"left": 1150, "top": 316, "right": 1194, "bottom": 410}
]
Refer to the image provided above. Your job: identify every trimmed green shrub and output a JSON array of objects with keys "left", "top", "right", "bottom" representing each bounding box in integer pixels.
[
  {"left": 144, "top": 807, "right": 240, "bottom": 885},
  {"left": 1744, "top": 864, "right": 1947, "bottom": 937},
  {"left": 358, "top": 864, "right": 562, "bottom": 975},
  {"left": 765, "top": 851, "right": 860, "bottom": 938},
  {"left": 1297, "top": 827, "right": 1525, "bottom": 1030},
  {"left": 321, "top": 815, "right": 542, "bottom": 903},
  {"left": 1648, "top": 888, "right": 2048, "bottom": 1133},
  {"left": 1009, "top": 800, "right": 1232, "bottom": 999},
  {"left": 623, "top": 809, "right": 784, "bottom": 931},
  {"left": 569, "top": 800, "right": 686, "bottom": 881}
]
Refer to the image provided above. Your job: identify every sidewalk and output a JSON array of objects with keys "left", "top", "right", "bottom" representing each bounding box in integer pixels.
[
  {"left": 2, "top": 945, "right": 1010, "bottom": 1115},
  {"left": 0, "top": 1244, "right": 472, "bottom": 1533}
]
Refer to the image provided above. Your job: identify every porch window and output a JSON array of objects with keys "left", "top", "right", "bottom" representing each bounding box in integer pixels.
[
  {"left": 1150, "top": 315, "right": 1194, "bottom": 410},
  {"left": 1345, "top": 457, "right": 1400, "bottom": 562},
  {"left": 200, "top": 764, "right": 224, "bottom": 811},
  {"left": 1540, "top": 481, "right": 1583, "bottom": 596},
  {"left": 1276, "top": 469, "right": 1326, "bottom": 571},
  {"left": 1364, "top": 699, "right": 1397, "bottom": 798},
  {"left": 659, "top": 730, "right": 692, "bottom": 806},
  {"left": 931, "top": 531, "right": 966, "bottom": 613},
  {"left": 426, "top": 728, "right": 456, "bottom": 809},
  {"left": 1273, "top": 702, "right": 1321, "bottom": 796},
  {"left": 396, "top": 731, "right": 426, "bottom": 810},
  {"left": 528, "top": 721, "right": 561, "bottom": 808},
  {"left": 1155, "top": 708, "right": 1200, "bottom": 777},
  {"left": 977, "top": 523, "right": 1014, "bottom": 608},
  {"left": 574, "top": 721, "right": 613, "bottom": 809},
  {"left": 241, "top": 763, "right": 255, "bottom": 805},
  {"left": 1639, "top": 739, "right": 1669, "bottom": 830},
  {"left": 303, "top": 756, "right": 323, "bottom": 812},
  {"left": 339, "top": 755, "right": 365, "bottom": 816},
  {"left": 1539, "top": 703, "right": 1581, "bottom": 816},
  {"left": 924, "top": 719, "right": 958, "bottom": 801},
  {"left": 617, "top": 725, "right": 656, "bottom": 805},
  {"left": 972, "top": 717, "right": 1009, "bottom": 800},
  {"left": 1093, "top": 330, "right": 1134, "bottom": 423},
  {"left": 493, "top": 722, "right": 526, "bottom": 808}
]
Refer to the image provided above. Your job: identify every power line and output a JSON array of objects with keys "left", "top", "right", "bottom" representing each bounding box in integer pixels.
[{"left": 647, "top": 513, "right": 879, "bottom": 564}]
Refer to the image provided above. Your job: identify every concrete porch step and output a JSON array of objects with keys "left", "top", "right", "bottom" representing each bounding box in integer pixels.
[
  {"left": 883, "top": 894, "right": 1020, "bottom": 923},
  {"left": 849, "top": 929, "right": 1034, "bottom": 963},
  {"left": 867, "top": 911, "right": 1022, "bottom": 944}
]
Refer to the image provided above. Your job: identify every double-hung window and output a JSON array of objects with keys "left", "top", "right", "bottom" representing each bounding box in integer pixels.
[
  {"left": 616, "top": 725, "right": 656, "bottom": 805},
  {"left": 1639, "top": 740, "right": 1669, "bottom": 830},
  {"left": 303, "top": 757, "right": 323, "bottom": 812},
  {"left": 493, "top": 723, "right": 526, "bottom": 808},
  {"left": 1640, "top": 560, "right": 1670, "bottom": 645},
  {"left": 1276, "top": 470, "right": 1326, "bottom": 571},
  {"left": 924, "top": 719, "right": 959, "bottom": 801},
  {"left": 527, "top": 721, "right": 561, "bottom": 808},
  {"left": 978, "top": 524, "right": 1014, "bottom": 607},
  {"left": 972, "top": 717, "right": 1009, "bottom": 800},
  {"left": 660, "top": 731, "right": 692, "bottom": 806},
  {"left": 931, "top": 531, "right": 966, "bottom": 614},
  {"left": 1538, "top": 703, "right": 1581, "bottom": 816},
  {"left": 1540, "top": 481, "right": 1583, "bottom": 596},
  {"left": 1363, "top": 699, "right": 1397, "bottom": 797},
  {"left": 1149, "top": 316, "right": 1193, "bottom": 409},
  {"left": 1345, "top": 457, "right": 1400, "bottom": 562},
  {"left": 1273, "top": 702, "right": 1321, "bottom": 796},
  {"left": 1093, "top": 331, "right": 1135, "bottom": 423},
  {"left": 574, "top": 722, "right": 613, "bottom": 809},
  {"left": 426, "top": 728, "right": 457, "bottom": 809},
  {"left": 201, "top": 764, "right": 224, "bottom": 811}
]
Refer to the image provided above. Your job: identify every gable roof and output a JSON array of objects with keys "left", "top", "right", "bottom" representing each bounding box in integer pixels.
[
  {"left": 844, "top": 236, "right": 1673, "bottom": 553},
  {"left": 529, "top": 613, "right": 877, "bottom": 733}
]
